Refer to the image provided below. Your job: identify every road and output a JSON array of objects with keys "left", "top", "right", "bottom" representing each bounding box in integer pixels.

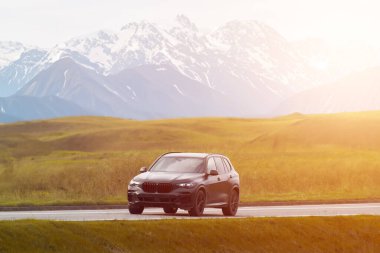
[{"left": 1, "top": 203, "right": 380, "bottom": 221}]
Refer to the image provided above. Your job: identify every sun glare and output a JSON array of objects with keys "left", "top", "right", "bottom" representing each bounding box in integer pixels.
[{"left": 310, "top": 58, "right": 330, "bottom": 71}]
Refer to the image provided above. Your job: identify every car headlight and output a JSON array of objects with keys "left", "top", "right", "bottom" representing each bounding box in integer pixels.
[
  {"left": 129, "top": 180, "right": 142, "bottom": 187},
  {"left": 176, "top": 182, "right": 195, "bottom": 189}
]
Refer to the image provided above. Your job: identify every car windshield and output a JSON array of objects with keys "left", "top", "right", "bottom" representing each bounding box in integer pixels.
[{"left": 150, "top": 157, "right": 205, "bottom": 173}]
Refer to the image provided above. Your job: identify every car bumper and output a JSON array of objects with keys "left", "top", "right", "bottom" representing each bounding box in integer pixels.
[{"left": 128, "top": 188, "right": 195, "bottom": 209}]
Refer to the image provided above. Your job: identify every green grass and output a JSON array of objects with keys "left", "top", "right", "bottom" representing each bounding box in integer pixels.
[
  {"left": 1, "top": 112, "right": 380, "bottom": 205},
  {"left": 1, "top": 216, "right": 380, "bottom": 252}
]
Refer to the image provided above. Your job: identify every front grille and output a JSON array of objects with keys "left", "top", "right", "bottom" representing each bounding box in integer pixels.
[
  {"left": 143, "top": 182, "right": 157, "bottom": 193},
  {"left": 157, "top": 183, "right": 172, "bottom": 193},
  {"left": 142, "top": 182, "right": 173, "bottom": 193}
]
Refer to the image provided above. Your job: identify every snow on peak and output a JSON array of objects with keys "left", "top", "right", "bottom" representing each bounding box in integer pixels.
[
  {"left": 0, "top": 15, "right": 318, "bottom": 99},
  {"left": 212, "top": 19, "right": 287, "bottom": 48},
  {"left": 0, "top": 41, "right": 33, "bottom": 69},
  {"left": 120, "top": 22, "right": 138, "bottom": 32},
  {"left": 175, "top": 14, "right": 198, "bottom": 32},
  {"left": 120, "top": 21, "right": 160, "bottom": 35}
]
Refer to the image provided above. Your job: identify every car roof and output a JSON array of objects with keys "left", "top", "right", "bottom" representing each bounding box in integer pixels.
[
  {"left": 163, "top": 152, "right": 225, "bottom": 158},
  {"left": 164, "top": 152, "right": 210, "bottom": 158}
]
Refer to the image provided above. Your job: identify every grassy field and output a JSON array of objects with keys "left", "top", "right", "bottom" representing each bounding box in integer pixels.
[
  {"left": 1, "top": 111, "right": 380, "bottom": 205},
  {"left": 1, "top": 216, "right": 380, "bottom": 252}
]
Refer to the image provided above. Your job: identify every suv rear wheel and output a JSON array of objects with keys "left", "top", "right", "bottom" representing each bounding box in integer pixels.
[
  {"left": 128, "top": 204, "right": 144, "bottom": 214},
  {"left": 163, "top": 207, "right": 178, "bottom": 214},
  {"left": 188, "top": 190, "right": 205, "bottom": 216},
  {"left": 222, "top": 190, "right": 239, "bottom": 216}
]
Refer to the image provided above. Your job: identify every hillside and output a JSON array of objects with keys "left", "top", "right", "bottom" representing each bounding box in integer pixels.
[{"left": 1, "top": 112, "right": 380, "bottom": 205}]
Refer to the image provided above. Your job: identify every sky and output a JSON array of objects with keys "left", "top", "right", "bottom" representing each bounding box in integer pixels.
[{"left": 0, "top": 0, "right": 379, "bottom": 48}]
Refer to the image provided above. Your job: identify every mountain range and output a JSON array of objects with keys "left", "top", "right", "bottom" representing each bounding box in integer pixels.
[{"left": 0, "top": 15, "right": 379, "bottom": 122}]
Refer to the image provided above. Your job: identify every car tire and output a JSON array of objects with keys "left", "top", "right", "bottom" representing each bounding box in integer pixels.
[
  {"left": 128, "top": 204, "right": 144, "bottom": 214},
  {"left": 222, "top": 190, "right": 239, "bottom": 216},
  {"left": 188, "top": 190, "right": 206, "bottom": 216},
  {"left": 163, "top": 207, "right": 178, "bottom": 214}
]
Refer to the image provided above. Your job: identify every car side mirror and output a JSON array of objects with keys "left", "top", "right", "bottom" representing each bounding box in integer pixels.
[
  {"left": 209, "top": 169, "right": 218, "bottom": 176},
  {"left": 139, "top": 167, "right": 147, "bottom": 173}
]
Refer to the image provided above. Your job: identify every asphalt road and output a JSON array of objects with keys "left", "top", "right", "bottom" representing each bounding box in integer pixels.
[{"left": 1, "top": 203, "right": 380, "bottom": 221}]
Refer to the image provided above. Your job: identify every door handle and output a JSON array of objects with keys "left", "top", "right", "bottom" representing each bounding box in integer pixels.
[
  {"left": 229, "top": 175, "right": 232, "bottom": 179},
  {"left": 217, "top": 177, "right": 221, "bottom": 181}
]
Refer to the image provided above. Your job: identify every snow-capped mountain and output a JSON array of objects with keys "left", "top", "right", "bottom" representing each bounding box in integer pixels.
[
  {"left": 273, "top": 67, "right": 380, "bottom": 115},
  {"left": 17, "top": 57, "right": 143, "bottom": 118},
  {"left": 37, "top": 15, "right": 315, "bottom": 95},
  {"left": 17, "top": 57, "right": 245, "bottom": 119},
  {"left": 0, "top": 49, "right": 47, "bottom": 97},
  {"left": 2, "top": 15, "right": 375, "bottom": 122},
  {"left": 200, "top": 20, "right": 320, "bottom": 113},
  {"left": 209, "top": 20, "right": 314, "bottom": 92},
  {"left": 63, "top": 30, "right": 118, "bottom": 71},
  {"left": 0, "top": 41, "right": 32, "bottom": 69},
  {"left": 52, "top": 15, "right": 215, "bottom": 84}
]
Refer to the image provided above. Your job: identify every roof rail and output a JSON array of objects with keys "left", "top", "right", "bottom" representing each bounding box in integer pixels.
[{"left": 160, "top": 151, "right": 183, "bottom": 156}]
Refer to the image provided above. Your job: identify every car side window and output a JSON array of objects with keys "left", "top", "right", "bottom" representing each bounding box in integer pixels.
[
  {"left": 207, "top": 158, "right": 217, "bottom": 173},
  {"left": 214, "top": 157, "right": 226, "bottom": 174},
  {"left": 222, "top": 158, "right": 232, "bottom": 172}
]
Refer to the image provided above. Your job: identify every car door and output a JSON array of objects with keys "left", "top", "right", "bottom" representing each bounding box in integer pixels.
[
  {"left": 204, "top": 157, "right": 224, "bottom": 204},
  {"left": 223, "top": 158, "right": 239, "bottom": 186},
  {"left": 213, "top": 156, "right": 230, "bottom": 203}
]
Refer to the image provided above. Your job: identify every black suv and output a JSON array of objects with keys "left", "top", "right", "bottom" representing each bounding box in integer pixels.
[{"left": 128, "top": 152, "right": 240, "bottom": 216}]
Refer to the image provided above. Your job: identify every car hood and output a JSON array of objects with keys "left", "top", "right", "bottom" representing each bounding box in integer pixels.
[{"left": 133, "top": 171, "right": 203, "bottom": 183}]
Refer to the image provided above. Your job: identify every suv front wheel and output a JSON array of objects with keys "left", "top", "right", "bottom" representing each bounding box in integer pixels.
[
  {"left": 128, "top": 204, "right": 144, "bottom": 214},
  {"left": 188, "top": 190, "right": 206, "bottom": 216}
]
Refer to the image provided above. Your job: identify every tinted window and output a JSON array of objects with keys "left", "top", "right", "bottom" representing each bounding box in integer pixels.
[
  {"left": 214, "top": 157, "right": 226, "bottom": 174},
  {"left": 150, "top": 157, "right": 205, "bottom": 173},
  {"left": 223, "top": 158, "right": 232, "bottom": 172},
  {"left": 207, "top": 158, "right": 217, "bottom": 172}
]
